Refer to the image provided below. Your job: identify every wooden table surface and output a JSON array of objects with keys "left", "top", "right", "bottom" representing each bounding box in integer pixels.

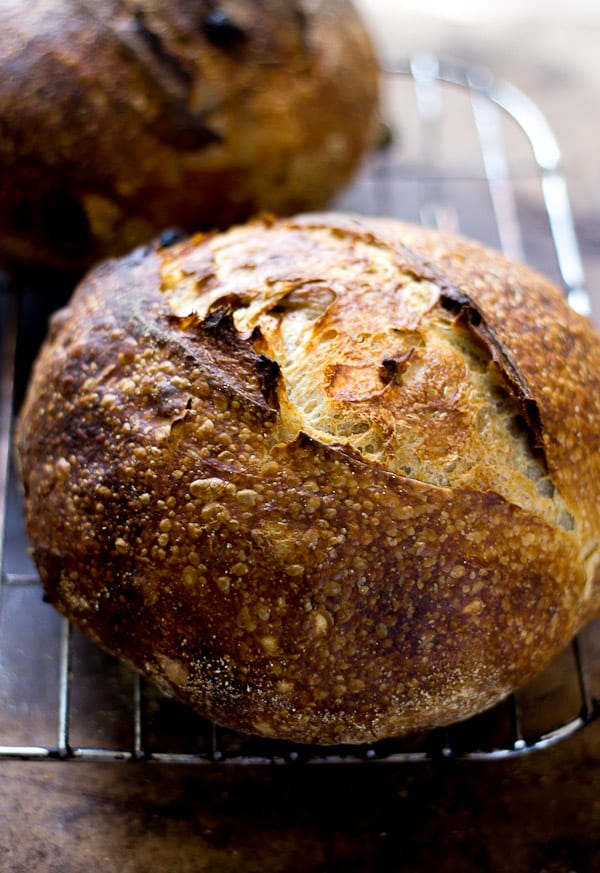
[
  {"left": 2, "top": 724, "right": 600, "bottom": 873},
  {"left": 3, "top": 4, "right": 600, "bottom": 871}
]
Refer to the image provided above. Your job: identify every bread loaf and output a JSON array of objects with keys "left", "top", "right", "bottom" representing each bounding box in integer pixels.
[
  {"left": 0, "top": 0, "right": 378, "bottom": 275},
  {"left": 16, "top": 213, "right": 600, "bottom": 745}
]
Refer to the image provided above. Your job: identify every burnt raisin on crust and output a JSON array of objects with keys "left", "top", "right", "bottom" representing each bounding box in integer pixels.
[
  {"left": 15, "top": 213, "right": 600, "bottom": 745},
  {"left": 202, "top": 8, "right": 248, "bottom": 50}
]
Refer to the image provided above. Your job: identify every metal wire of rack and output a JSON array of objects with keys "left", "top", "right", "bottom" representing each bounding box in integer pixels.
[{"left": 1, "top": 56, "right": 599, "bottom": 765}]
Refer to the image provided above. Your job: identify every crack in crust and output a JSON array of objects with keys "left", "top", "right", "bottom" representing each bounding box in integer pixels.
[
  {"left": 438, "top": 286, "right": 546, "bottom": 464},
  {"left": 161, "top": 215, "right": 569, "bottom": 530}
]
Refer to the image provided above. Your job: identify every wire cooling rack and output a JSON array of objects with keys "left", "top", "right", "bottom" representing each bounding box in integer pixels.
[{"left": 1, "top": 56, "right": 599, "bottom": 764}]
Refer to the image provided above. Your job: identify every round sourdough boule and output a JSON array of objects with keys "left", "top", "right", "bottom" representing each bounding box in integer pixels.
[
  {"left": 15, "top": 212, "right": 600, "bottom": 745},
  {"left": 0, "top": 0, "right": 378, "bottom": 276}
]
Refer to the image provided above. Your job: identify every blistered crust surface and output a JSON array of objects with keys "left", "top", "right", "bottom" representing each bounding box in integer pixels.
[{"left": 16, "top": 214, "right": 600, "bottom": 744}]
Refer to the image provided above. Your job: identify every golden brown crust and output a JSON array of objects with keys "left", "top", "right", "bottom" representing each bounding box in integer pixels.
[
  {"left": 0, "top": 0, "right": 378, "bottom": 275},
  {"left": 16, "top": 213, "right": 600, "bottom": 744}
]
